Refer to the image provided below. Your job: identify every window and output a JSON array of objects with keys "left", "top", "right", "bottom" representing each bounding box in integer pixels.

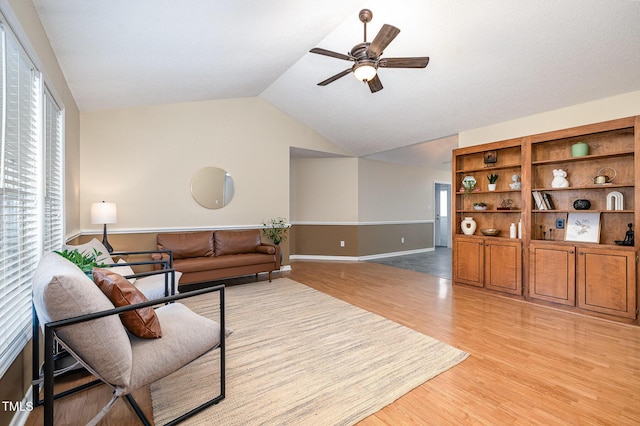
[{"left": 0, "top": 21, "right": 64, "bottom": 378}]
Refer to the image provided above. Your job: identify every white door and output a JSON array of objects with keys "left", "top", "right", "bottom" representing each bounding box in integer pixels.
[{"left": 434, "top": 183, "right": 451, "bottom": 247}]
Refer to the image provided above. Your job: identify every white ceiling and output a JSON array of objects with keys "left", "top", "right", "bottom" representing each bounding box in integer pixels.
[{"left": 32, "top": 0, "right": 640, "bottom": 170}]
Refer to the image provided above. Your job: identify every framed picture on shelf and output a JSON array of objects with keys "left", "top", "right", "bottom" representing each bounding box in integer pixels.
[
  {"left": 483, "top": 150, "right": 498, "bottom": 165},
  {"left": 565, "top": 212, "right": 601, "bottom": 243}
]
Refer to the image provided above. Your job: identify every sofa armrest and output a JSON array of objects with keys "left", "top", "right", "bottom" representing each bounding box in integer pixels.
[
  {"left": 256, "top": 244, "right": 276, "bottom": 255},
  {"left": 257, "top": 243, "right": 281, "bottom": 269},
  {"left": 149, "top": 250, "right": 173, "bottom": 270}
]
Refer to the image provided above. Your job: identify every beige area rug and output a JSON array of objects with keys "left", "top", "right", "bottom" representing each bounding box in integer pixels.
[{"left": 151, "top": 278, "right": 468, "bottom": 425}]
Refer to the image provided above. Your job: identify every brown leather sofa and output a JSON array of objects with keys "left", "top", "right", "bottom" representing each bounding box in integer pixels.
[{"left": 151, "top": 229, "right": 280, "bottom": 286}]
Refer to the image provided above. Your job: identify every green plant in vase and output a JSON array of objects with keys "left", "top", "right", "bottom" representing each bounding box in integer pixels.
[
  {"left": 262, "top": 217, "right": 291, "bottom": 245},
  {"left": 462, "top": 180, "right": 476, "bottom": 196},
  {"left": 487, "top": 174, "right": 498, "bottom": 191},
  {"left": 54, "top": 248, "right": 106, "bottom": 275}
]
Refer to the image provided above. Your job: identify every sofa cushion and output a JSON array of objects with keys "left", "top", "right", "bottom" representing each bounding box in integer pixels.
[
  {"left": 93, "top": 268, "right": 162, "bottom": 339},
  {"left": 32, "top": 253, "right": 133, "bottom": 388},
  {"left": 157, "top": 231, "right": 214, "bottom": 259},
  {"left": 174, "top": 253, "right": 274, "bottom": 273},
  {"left": 214, "top": 230, "right": 260, "bottom": 256}
]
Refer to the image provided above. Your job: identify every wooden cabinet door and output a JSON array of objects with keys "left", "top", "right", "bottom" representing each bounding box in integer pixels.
[
  {"left": 485, "top": 240, "right": 522, "bottom": 295},
  {"left": 577, "top": 248, "right": 637, "bottom": 319},
  {"left": 529, "top": 243, "right": 575, "bottom": 306},
  {"left": 454, "top": 237, "right": 484, "bottom": 287}
]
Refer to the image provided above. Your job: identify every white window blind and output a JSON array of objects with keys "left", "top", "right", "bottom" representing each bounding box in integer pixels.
[
  {"left": 43, "top": 91, "right": 63, "bottom": 253},
  {"left": 0, "top": 20, "right": 53, "bottom": 378}
]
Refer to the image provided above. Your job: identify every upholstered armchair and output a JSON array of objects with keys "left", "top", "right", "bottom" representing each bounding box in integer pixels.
[{"left": 31, "top": 252, "right": 226, "bottom": 425}]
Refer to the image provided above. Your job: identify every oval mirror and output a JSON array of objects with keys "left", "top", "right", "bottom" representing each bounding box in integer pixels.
[{"left": 190, "top": 167, "right": 235, "bottom": 209}]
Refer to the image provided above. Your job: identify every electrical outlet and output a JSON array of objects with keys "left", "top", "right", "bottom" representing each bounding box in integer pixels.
[
  {"left": 556, "top": 218, "right": 565, "bottom": 229},
  {"left": 401, "top": 237, "right": 405, "bottom": 243},
  {"left": 340, "top": 240, "right": 345, "bottom": 247}
]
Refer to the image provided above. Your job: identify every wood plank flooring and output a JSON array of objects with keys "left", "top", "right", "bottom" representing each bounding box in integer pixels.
[{"left": 25, "top": 260, "right": 640, "bottom": 425}]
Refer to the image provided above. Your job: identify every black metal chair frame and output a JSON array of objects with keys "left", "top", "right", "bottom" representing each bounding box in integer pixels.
[{"left": 32, "top": 250, "right": 225, "bottom": 425}]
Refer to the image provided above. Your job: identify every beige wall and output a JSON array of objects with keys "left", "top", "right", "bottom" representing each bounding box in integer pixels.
[
  {"left": 290, "top": 157, "right": 359, "bottom": 222},
  {"left": 0, "top": 1, "right": 80, "bottom": 425},
  {"left": 80, "top": 97, "right": 347, "bottom": 233},
  {"left": 358, "top": 159, "right": 450, "bottom": 222},
  {"left": 459, "top": 90, "right": 640, "bottom": 147}
]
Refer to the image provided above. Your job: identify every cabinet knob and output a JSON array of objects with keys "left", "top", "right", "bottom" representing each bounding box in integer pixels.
[{"left": 569, "top": 250, "right": 574, "bottom": 254}]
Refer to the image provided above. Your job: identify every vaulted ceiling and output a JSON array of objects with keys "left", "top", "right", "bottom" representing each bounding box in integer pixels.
[{"left": 32, "top": 1, "right": 640, "bottom": 169}]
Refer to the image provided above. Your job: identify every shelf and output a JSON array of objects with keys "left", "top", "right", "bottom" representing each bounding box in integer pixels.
[
  {"left": 531, "top": 150, "right": 634, "bottom": 166},
  {"left": 455, "top": 164, "right": 521, "bottom": 174},
  {"left": 532, "top": 209, "right": 633, "bottom": 214},
  {"left": 532, "top": 184, "right": 633, "bottom": 191},
  {"left": 529, "top": 238, "right": 636, "bottom": 250},
  {"left": 458, "top": 209, "right": 522, "bottom": 213},
  {"left": 456, "top": 189, "right": 521, "bottom": 195}
]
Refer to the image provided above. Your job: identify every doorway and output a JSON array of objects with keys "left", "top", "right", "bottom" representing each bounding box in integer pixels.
[{"left": 434, "top": 182, "right": 451, "bottom": 248}]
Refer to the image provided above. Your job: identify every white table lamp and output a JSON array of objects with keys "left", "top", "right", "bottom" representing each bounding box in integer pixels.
[{"left": 91, "top": 201, "right": 117, "bottom": 253}]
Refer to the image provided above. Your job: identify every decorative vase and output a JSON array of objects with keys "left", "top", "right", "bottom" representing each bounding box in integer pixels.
[
  {"left": 488, "top": 183, "right": 497, "bottom": 191},
  {"left": 571, "top": 142, "right": 588, "bottom": 157},
  {"left": 573, "top": 199, "right": 591, "bottom": 210},
  {"left": 461, "top": 217, "right": 477, "bottom": 235}
]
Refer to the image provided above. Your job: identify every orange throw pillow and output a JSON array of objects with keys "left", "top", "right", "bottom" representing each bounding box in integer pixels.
[{"left": 93, "top": 268, "right": 162, "bottom": 339}]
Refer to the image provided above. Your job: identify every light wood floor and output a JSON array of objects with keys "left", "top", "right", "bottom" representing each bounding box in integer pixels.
[{"left": 26, "top": 261, "right": 640, "bottom": 425}]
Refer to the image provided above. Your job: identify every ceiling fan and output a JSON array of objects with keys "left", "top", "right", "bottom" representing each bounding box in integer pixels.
[{"left": 310, "top": 9, "right": 429, "bottom": 93}]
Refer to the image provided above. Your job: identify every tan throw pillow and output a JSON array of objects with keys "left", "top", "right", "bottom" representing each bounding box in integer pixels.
[{"left": 93, "top": 268, "right": 162, "bottom": 339}]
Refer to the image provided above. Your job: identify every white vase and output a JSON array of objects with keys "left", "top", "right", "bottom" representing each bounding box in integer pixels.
[
  {"left": 488, "top": 183, "right": 497, "bottom": 191},
  {"left": 461, "top": 217, "right": 477, "bottom": 235}
]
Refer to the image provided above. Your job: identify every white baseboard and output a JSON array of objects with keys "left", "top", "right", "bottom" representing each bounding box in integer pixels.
[{"left": 290, "top": 247, "right": 434, "bottom": 262}]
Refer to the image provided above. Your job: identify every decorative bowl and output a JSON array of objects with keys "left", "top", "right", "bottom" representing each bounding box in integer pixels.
[
  {"left": 474, "top": 205, "right": 487, "bottom": 210},
  {"left": 480, "top": 228, "right": 501, "bottom": 236},
  {"left": 573, "top": 199, "right": 591, "bottom": 210}
]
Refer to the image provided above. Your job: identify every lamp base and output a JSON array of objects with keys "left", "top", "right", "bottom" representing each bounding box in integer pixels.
[{"left": 102, "top": 224, "right": 114, "bottom": 253}]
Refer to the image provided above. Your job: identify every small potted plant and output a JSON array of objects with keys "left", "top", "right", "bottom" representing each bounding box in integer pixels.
[
  {"left": 487, "top": 174, "right": 498, "bottom": 191},
  {"left": 473, "top": 202, "right": 488, "bottom": 211},
  {"left": 54, "top": 248, "right": 105, "bottom": 275},
  {"left": 262, "top": 217, "right": 290, "bottom": 264},
  {"left": 461, "top": 180, "right": 476, "bottom": 195}
]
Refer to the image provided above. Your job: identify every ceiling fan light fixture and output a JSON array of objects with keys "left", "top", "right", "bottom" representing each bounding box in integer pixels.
[{"left": 353, "top": 62, "right": 377, "bottom": 82}]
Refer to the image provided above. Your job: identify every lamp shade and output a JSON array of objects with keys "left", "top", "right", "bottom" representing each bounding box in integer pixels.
[
  {"left": 353, "top": 62, "right": 377, "bottom": 82},
  {"left": 91, "top": 202, "right": 117, "bottom": 224}
]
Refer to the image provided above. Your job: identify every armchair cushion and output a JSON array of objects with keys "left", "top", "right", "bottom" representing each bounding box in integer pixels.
[
  {"left": 105, "top": 259, "right": 137, "bottom": 284},
  {"left": 133, "top": 271, "right": 182, "bottom": 300},
  {"left": 32, "top": 253, "right": 133, "bottom": 387},
  {"left": 93, "top": 268, "right": 162, "bottom": 339},
  {"left": 127, "top": 302, "right": 222, "bottom": 391}
]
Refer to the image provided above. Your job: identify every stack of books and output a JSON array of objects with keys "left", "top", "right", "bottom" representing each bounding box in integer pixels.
[{"left": 532, "top": 191, "right": 555, "bottom": 210}]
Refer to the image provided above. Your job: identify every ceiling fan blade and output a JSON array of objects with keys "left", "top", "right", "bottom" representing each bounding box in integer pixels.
[
  {"left": 310, "top": 47, "right": 354, "bottom": 62},
  {"left": 367, "top": 74, "right": 383, "bottom": 93},
  {"left": 318, "top": 68, "right": 353, "bottom": 86},
  {"left": 379, "top": 57, "right": 430, "bottom": 68},
  {"left": 367, "top": 24, "right": 400, "bottom": 58}
]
